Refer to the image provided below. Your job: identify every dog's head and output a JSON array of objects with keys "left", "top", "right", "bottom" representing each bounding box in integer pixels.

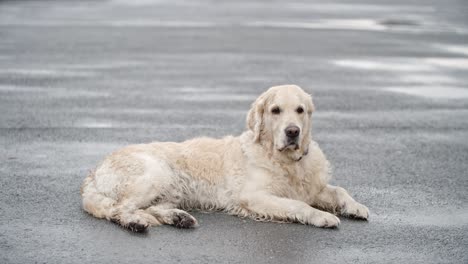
[{"left": 247, "top": 85, "right": 315, "bottom": 160}]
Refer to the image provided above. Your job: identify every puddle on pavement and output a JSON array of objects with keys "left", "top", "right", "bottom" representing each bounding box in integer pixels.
[
  {"left": 246, "top": 19, "right": 387, "bottom": 31},
  {"left": 425, "top": 58, "right": 468, "bottom": 70},
  {"left": 0, "top": 68, "right": 96, "bottom": 77},
  {"left": 177, "top": 93, "right": 256, "bottom": 102},
  {"left": 398, "top": 74, "right": 457, "bottom": 84},
  {"left": 0, "top": 85, "right": 110, "bottom": 98},
  {"left": 379, "top": 18, "right": 420, "bottom": 27},
  {"left": 333, "top": 59, "right": 434, "bottom": 71},
  {"left": 434, "top": 44, "right": 468, "bottom": 56},
  {"left": 386, "top": 86, "right": 468, "bottom": 99},
  {"left": 334, "top": 57, "right": 468, "bottom": 71}
]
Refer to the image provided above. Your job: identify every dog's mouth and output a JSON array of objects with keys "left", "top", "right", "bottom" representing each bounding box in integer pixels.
[{"left": 278, "top": 141, "right": 299, "bottom": 152}]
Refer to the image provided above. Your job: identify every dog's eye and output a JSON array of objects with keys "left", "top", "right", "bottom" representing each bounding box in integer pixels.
[
  {"left": 271, "top": 107, "right": 281, "bottom": 114},
  {"left": 296, "top": 107, "right": 304, "bottom": 114}
]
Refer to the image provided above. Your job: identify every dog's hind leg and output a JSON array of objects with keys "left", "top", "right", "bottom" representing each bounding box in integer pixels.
[
  {"left": 81, "top": 173, "right": 117, "bottom": 220},
  {"left": 82, "top": 173, "right": 160, "bottom": 232},
  {"left": 112, "top": 198, "right": 163, "bottom": 232},
  {"left": 145, "top": 203, "right": 198, "bottom": 229},
  {"left": 82, "top": 191, "right": 119, "bottom": 221}
]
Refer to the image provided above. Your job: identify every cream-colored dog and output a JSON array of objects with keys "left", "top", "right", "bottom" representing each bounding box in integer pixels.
[{"left": 81, "top": 85, "right": 369, "bottom": 232}]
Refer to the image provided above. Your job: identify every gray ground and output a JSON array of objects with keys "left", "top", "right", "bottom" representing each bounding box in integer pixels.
[{"left": 1, "top": 0, "right": 467, "bottom": 263}]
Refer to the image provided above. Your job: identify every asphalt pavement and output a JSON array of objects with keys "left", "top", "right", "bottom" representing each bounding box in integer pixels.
[{"left": 0, "top": 0, "right": 467, "bottom": 263}]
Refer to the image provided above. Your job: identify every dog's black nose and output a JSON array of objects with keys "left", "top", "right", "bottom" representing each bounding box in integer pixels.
[{"left": 285, "top": 125, "right": 300, "bottom": 138}]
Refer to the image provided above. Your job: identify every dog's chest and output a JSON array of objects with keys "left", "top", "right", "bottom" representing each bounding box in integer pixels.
[{"left": 274, "top": 165, "right": 317, "bottom": 202}]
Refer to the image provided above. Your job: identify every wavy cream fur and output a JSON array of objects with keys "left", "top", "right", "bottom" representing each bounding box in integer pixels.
[{"left": 81, "top": 85, "right": 369, "bottom": 231}]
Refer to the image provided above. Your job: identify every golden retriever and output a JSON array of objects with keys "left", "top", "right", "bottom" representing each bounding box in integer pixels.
[{"left": 81, "top": 84, "right": 369, "bottom": 232}]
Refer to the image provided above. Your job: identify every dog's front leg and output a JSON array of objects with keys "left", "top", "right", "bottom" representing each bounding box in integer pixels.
[
  {"left": 314, "top": 185, "right": 369, "bottom": 220},
  {"left": 241, "top": 192, "right": 340, "bottom": 228}
]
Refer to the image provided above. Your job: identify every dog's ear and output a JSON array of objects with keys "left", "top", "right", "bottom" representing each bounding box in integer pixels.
[
  {"left": 306, "top": 93, "right": 315, "bottom": 114},
  {"left": 246, "top": 93, "right": 267, "bottom": 142},
  {"left": 301, "top": 129, "right": 311, "bottom": 157},
  {"left": 301, "top": 93, "right": 314, "bottom": 154}
]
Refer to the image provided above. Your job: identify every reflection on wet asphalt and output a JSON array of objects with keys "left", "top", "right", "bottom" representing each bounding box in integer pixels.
[{"left": 0, "top": 0, "right": 467, "bottom": 263}]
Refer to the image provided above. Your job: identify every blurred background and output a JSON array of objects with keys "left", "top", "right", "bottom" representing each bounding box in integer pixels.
[{"left": 0, "top": 0, "right": 467, "bottom": 263}]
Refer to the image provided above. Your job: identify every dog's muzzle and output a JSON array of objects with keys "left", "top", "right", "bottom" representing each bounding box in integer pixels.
[
  {"left": 285, "top": 125, "right": 300, "bottom": 148},
  {"left": 278, "top": 125, "right": 301, "bottom": 151}
]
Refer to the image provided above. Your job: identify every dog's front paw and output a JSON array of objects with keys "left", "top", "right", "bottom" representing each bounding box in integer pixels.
[
  {"left": 310, "top": 212, "right": 340, "bottom": 228},
  {"left": 341, "top": 202, "right": 369, "bottom": 220}
]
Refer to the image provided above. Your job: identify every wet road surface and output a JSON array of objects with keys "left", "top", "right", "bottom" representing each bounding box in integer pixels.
[{"left": 1, "top": 0, "right": 467, "bottom": 263}]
